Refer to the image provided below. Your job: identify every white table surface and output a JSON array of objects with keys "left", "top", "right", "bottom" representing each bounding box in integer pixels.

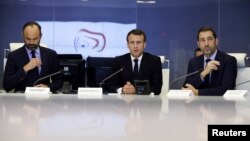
[{"left": 0, "top": 93, "right": 249, "bottom": 141}]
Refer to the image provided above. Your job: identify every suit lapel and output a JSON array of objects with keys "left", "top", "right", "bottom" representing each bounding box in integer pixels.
[
  {"left": 15, "top": 47, "right": 31, "bottom": 72},
  {"left": 211, "top": 51, "right": 223, "bottom": 86},
  {"left": 125, "top": 54, "right": 134, "bottom": 78},
  {"left": 20, "top": 46, "right": 30, "bottom": 63},
  {"left": 137, "top": 54, "right": 147, "bottom": 79},
  {"left": 198, "top": 56, "right": 204, "bottom": 71},
  {"left": 39, "top": 47, "right": 45, "bottom": 76}
]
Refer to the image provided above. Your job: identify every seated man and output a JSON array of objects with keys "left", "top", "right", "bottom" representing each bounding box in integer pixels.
[
  {"left": 183, "top": 26, "right": 237, "bottom": 96},
  {"left": 194, "top": 48, "right": 203, "bottom": 57},
  {"left": 3, "top": 21, "right": 63, "bottom": 93},
  {"left": 107, "top": 29, "right": 162, "bottom": 95}
]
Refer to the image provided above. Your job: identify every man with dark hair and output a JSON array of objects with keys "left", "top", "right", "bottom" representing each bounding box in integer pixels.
[
  {"left": 3, "top": 21, "right": 63, "bottom": 93},
  {"left": 107, "top": 29, "right": 162, "bottom": 95},
  {"left": 194, "top": 48, "right": 203, "bottom": 57},
  {"left": 183, "top": 26, "right": 237, "bottom": 96}
]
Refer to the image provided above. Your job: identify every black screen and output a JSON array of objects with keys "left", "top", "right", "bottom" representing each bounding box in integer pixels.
[
  {"left": 86, "top": 57, "right": 114, "bottom": 93},
  {"left": 58, "top": 54, "right": 85, "bottom": 94},
  {"left": 134, "top": 80, "right": 151, "bottom": 95}
]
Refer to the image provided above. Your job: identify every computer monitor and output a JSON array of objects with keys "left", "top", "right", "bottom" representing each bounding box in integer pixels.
[
  {"left": 86, "top": 57, "right": 114, "bottom": 93},
  {"left": 57, "top": 54, "right": 85, "bottom": 94}
]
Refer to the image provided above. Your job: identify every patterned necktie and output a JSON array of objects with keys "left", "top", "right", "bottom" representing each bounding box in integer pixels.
[
  {"left": 204, "top": 59, "right": 211, "bottom": 86},
  {"left": 133, "top": 59, "right": 139, "bottom": 76}
]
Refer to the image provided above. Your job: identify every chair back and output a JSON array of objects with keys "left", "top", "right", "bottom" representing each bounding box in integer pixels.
[
  {"left": 228, "top": 53, "right": 250, "bottom": 91},
  {"left": 159, "top": 56, "right": 170, "bottom": 94}
]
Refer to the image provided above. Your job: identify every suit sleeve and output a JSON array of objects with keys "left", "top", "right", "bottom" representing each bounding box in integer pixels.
[
  {"left": 184, "top": 59, "right": 204, "bottom": 88},
  {"left": 150, "top": 57, "right": 163, "bottom": 95},
  {"left": 3, "top": 53, "right": 27, "bottom": 92}
]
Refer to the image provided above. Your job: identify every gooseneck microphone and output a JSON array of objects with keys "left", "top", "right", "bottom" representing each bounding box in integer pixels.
[
  {"left": 33, "top": 70, "right": 64, "bottom": 86},
  {"left": 99, "top": 67, "right": 123, "bottom": 87},
  {"left": 170, "top": 69, "right": 202, "bottom": 88},
  {"left": 236, "top": 80, "right": 250, "bottom": 87}
]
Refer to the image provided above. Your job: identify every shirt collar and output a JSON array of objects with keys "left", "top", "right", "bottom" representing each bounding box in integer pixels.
[
  {"left": 25, "top": 46, "right": 40, "bottom": 54},
  {"left": 204, "top": 50, "right": 217, "bottom": 61},
  {"left": 131, "top": 54, "right": 143, "bottom": 62}
]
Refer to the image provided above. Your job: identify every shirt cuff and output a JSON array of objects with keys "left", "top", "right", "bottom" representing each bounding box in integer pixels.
[{"left": 116, "top": 87, "right": 122, "bottom": 94}]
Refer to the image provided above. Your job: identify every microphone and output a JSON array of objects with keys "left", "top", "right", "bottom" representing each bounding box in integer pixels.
[
  {"left": 99, "top": 67, "right": 123, "bottom": 87},
  {"left": 33, "top": 69, "right": 64, "bottom": 86},
  {"left": 170, "top": 69, "right": 202, "bottom": 88},
  {"left": 236, "top": 80, "right": 250, "bottom": 87}
]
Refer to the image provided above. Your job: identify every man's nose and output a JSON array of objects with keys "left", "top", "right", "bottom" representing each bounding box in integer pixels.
[
  {"left": 29, "top": 39, "right": 36, "bottom": 44},
  {"left": 205, "top": 40, "right": 209, "bottom": 45}
]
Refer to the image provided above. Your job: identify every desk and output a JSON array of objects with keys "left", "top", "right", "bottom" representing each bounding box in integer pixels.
[{"left": 0, "top": 94, "right": 249, "bottom": 141}]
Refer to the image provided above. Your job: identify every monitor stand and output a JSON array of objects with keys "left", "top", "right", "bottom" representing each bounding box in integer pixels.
[{"left": 61, "top": 81, "right": 77, "bottom": 94}]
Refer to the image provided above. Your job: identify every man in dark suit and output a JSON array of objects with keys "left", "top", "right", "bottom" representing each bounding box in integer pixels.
[
  {"left": 3, "top": 21, "right": 63, "bottom": 93},
  {"left": 183, "top": 26, "right": 237, "bottom": 96},
  {"left": 107, "top": 29, "right": 162, "bottom": 95}
]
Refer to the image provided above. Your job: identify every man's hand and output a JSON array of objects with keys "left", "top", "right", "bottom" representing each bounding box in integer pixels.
[
  {"left": 122, "top": 81, "right": 136, "bottom": 94},
  {"left": 182, "top": 83, "right": 199, "bottom": 96},
  {"left": 34, "top": 84, "right": 48, "bottom": 88},
  {"left": 23, "top": 58, "right": 42, "bottom": 73},
  {"left": 200, "top": 60, "right": 220, "bottom": 79}
]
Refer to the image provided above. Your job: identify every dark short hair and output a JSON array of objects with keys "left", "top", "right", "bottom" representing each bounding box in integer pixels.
[
  {"left": 194, "top": 48, "right": 202, "bottom": 57},
  {"left": 22, "top": 21, "right": 42, "bottom": 35},
  {"left": 126, "top": 29, "right": 146, "bottom": 42},
  {"left": 195, "top": 47, "right": 201, "bottom": 52},
  {"left": 197, "top": 26, "right": 217, "bottom": 41}
]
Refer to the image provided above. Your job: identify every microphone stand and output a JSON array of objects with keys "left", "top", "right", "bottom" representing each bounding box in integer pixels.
[
  {"left": 236, "top": 80, "right": 250, "bottom": 87},
  {"left": 170, "top": 70, "right": 201, "bottom": 88},
  {"left": 99, "top": 68, "right": 123, "bottom": 88},
  {"left": 33, "top": 70, "right": 63, "bottom": 86}
]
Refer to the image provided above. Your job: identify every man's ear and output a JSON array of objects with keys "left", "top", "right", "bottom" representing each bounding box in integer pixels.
[
  {"left": 143, "top": 42, "right": 146, "bottom": 49},
  {"left": 215, "top": 38, "right": 219, "bottom": 46}
]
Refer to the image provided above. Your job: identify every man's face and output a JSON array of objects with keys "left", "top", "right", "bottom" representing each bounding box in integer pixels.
[
  {"left": 127, "top": 34, "right": 146, "bottom": 58},
  {"left": 197, "top": 31, "right": 218, "bottom": 57},
  {"left": 23, "top": 25, "right": 41, "bottom": 50}
]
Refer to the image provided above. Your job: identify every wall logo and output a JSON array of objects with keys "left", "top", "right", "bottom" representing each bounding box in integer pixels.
[{"left": 74, "top": 29, "right": 106, "bottom": 52}]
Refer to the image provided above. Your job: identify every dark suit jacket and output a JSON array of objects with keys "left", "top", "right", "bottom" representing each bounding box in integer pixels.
[
  {"left": 183, "top": 50, "right": 237, "bottom": 96},
  {"left": 107, "top": 52, "right": 162, "bottom": 95},
  {"left": 3, "top": 46, "right": 63, "bottom": 93}
]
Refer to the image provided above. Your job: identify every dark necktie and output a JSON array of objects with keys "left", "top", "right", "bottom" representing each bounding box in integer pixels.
[
  {"left": 133, "top": 59, "right": 139, "bottom": 77},
  {"left": 204, "top": 59, "right": 211, "bottom": 87},
  {"left": 31, "top": 51, "right": 39, "bottom": 75}
]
